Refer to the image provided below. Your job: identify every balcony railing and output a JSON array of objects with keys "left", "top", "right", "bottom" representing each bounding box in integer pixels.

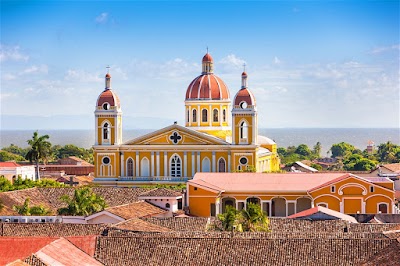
[{"left": 119, "top": 176, "right": 191, "bottom": 182}]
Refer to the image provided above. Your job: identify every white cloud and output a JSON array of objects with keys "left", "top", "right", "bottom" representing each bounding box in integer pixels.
[
  {"left": 21, "top": 64, "right": 48, "bottom": 75},
  {"left": 0, "top": 93, "right": 17, "bottom": 100},
  {"left": 273, "top": 56, "right": 281, "bottom": 64},
  {"left": 369, "top": 44, "right": 400, "bottom": 54},
  {"left": 65, "top": 69, "right": 102, "bottom": 82},
  {"left": 0, "top": 44, "right": 29, "bottom": 62},
  {"left": 219, "top": 54, "right": 246, "bottom": 68},
  {"left": 95, "top": 12, "right": 108, "bottom": 24},
  {"left": 2, "top": 73, "right": 16, "bottom": 81}
]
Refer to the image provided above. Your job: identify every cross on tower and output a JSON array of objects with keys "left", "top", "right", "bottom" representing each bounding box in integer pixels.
[
  {"left": 169, "top": 132, "right": 182, "bottom": 144},
  {"left": 106, "top": 65, "right": 110, "bottom": 73},
  {"left": 243, "top": 63, "right": 246, "bottom": 72}
]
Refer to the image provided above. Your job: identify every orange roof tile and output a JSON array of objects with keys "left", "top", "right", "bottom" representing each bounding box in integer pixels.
[
  {"left": 0, "top": 162, "right": 21, "bottom": 167},
  {"left": 106, "top": 201, "right": 167, "bottom": 220},
  {"left": 382, "top": 163, "right": 400, "bottom": 173}
]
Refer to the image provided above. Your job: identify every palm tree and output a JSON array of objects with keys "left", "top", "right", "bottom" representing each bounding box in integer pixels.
[
  {"left": 240, "top": 202, "right": 270, "bottom": 232},
  {"left": 218, "top": 205, "right": 239, "bottom": 231},
  {"left": 25, "top": 131, "right": 52, "bottom": 181},
  {"left": 57, "top": 187, "right": 107, "bottom": 216}
]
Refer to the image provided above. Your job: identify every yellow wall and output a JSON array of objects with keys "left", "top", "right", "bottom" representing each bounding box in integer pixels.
[
  {"left": 97, "top": 117, "right": 115, "bottom": 145},
  {"left": 188, "top": 184, "right": 218, "bottom": 217}
]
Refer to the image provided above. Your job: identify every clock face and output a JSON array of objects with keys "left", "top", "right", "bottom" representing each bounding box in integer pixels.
[{"left": 240, "top": 101, "right": 248, "bottom": 109}]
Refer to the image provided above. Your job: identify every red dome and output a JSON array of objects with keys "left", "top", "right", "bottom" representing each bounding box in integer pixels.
[
  {"left": 242, "top": 71, "right": 247, "bottom": 76},
  {"left": 185, "top": 74, "right": 230, "bottom": 100},
  {"left": 97, "top": 89, "right": 120, "bottom": 108},
  {"left": 202, "top": 53, "right": 213, "bottom": 62},
  {"left": 105, "top": 73, "right": 111, "bottom": 78},
  {"left": 234, "top": 88, "right": 256, "bottom": 106}
]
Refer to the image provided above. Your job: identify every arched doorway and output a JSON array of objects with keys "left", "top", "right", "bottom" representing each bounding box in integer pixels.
[
  {"left": 296, "top": 197, "right": 312, "bottom": 213},
  {"left": 272, "top": 198, "right": 286, "bottom": 217},
  {"left": 218, "top": 158, "right": 226, "bottom": 172},
  {"left": 222, "top": 197, "right": 236, "bottom": 213}
]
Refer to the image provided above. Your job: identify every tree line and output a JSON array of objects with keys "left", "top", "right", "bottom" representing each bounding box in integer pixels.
[
  {"left": 278, "top": 141, "right": 400, "bottom": 171},
  {"left": 0, "top": 131, "right": 94, "bottom": 179}
]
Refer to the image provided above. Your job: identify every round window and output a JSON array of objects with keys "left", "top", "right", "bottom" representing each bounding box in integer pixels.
[
  {"left": 239, "top": 157, "right": 248, "bottom": 165},
  {"left": 240, "top": 101, "right": 248, "bottom": 109},
  {"left": 102, "top": 157, "right": 110, "bottom": 164},
  {"left": 103, "top": 102, "right": 110, "bottom": 110}
]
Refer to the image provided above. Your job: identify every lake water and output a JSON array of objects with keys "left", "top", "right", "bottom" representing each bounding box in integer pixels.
[{"left": 1, "top": 128, "right": 399, "bottom": 156}]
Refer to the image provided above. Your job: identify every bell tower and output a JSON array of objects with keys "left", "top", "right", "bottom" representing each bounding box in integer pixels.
[
  {"left": 232, "top": 69, "right": 258, "bottom": 145},
  {"left": 95, "top": 70, "right": 122, "bottom": 146}
]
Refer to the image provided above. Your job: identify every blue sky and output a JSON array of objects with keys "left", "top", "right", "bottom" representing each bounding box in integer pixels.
[{"left": 1, "top": 0, "right": 399, "bottom": 129}]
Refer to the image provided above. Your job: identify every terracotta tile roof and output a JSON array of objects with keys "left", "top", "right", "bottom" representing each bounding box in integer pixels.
[
  {"left": 0, "top": 187, "right": 153, "bottom": 216},
  {"left": 382, "top": 163, "right": 400, "bottom": 173},
  {"left": 1, "top": 223, "right": 106, "bottom": 237},
  {"left": 94, "top": 237, "right": 396, "bottom": 266},
  {"left": 23, "top": 255, "right": 47, "bottom": 266},
  {"left": 0, "top": 162, "right": 21, "bottom": 167},
  {"left": 34, "top": 237, "right": 103, "bottom": 266},
  {"left": 138, "top": 188, "right": 182, "bottom": 198},
  {"left": 287, "top": 206, "right": 358, "bottom": 223},
  {"left": 348, "top": 223, "right": 400, "bottom": 233},
  {"left": 111, "top": 218, "right": 173, "bottom": 233},
  {"left": 190, "top": 172, "right": 350, "bottom": 192},
  {"left": 0, "top": 237, "right": 57, "bottom": 265},
  {"left": 6, "top": 259, "right": 30, "bottom": 266},
  {"left": 105, "top": 201, "right": 167, "bottom": 219},
  {"left": 360, "top": 240, "right": 400, "bottom": 266},
  {"left": 141, "top": 217, "right": 211, "bottom": 232}
]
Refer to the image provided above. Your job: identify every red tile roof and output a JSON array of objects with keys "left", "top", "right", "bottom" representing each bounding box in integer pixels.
[
  {"left": 287, "top": 206, "right": 358, "bottom": 223},
  {"left": 382, "top": 163, "right": 400, "bottom": 173},
  {"left": 105, "top": 201, "right": 167, "bottom": 219},
  {"left": 190, "top": 172, "right": 349, "bottom": 192},
  {"left": 0, "top": 162, "right": 21, "bottom": 167}
]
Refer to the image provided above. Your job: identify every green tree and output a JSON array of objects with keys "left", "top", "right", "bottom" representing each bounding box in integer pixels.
[
  {"left": 13, "top": 198, "right": 51, "bottom": 216},
  {"left": 295, "top": 144, "right": 312, "bottom": 157},
  {"left": 57, "top": 187, "right": 107, "bottom": 216},
  {"left": 376, "top": 141, "right": 400, "bottom": 163},
  {"left": 313, "top": 142, "right": 322, "bottom": 157},
  {"left": 0, "top": 176, "right": 14, "bottom": 192},
  {"left": 2, "top": 144, "right": 29, "bottom": 157},
  {"left": 343, "top": 154, "right": 377, "bottom": 171},
  {"left": 25, "top": 131, "right": 52, "bottom": 181},
  {"left": 0, "top": 150, "right": 25, "bottom": 162},
  {"left": 218, "top": 205, "right": 240, "bottom": 231},
  {"left": 217, "top": 203, "right": 270, "bottom": 232},
  {"left": 239, "top": 202, "right": 270, "bottom": 232},
  {"left": 330, "top": 142, "right": 355, "bottom": 158}
]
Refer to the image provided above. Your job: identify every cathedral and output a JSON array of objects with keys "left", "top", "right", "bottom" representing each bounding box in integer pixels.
[{"left": 93, "top": 52, "right": 280, "bottom": 186}]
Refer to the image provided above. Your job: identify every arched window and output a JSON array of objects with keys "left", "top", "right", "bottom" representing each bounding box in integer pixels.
[
  {"left": 218, "top": 158, "right": 226, "bottom": 172},
  {"left": 223, "top": 109, "right": 226, "bottom": 122},
  {"left": 202, "top": 157, "right": 211, "bottom": 172},
  {"left": 127, "top": 158, "right": 134, "bottom": 177},
  {"left": 213, "top": 109, "right": 218, "bottom": 122},
  {"left": 103, "top": 123, "right": 110, "bottom": 140},
  {"left": 240, "top": 121, "right": 248, "bottom": 140},
  {"left": 378, "top": 203, "right": 388, "bottom": 213},
  {"left": 192, "top": 109, "right": 197, "bottom": 123},
  {"left": 170, "top": 154, "right": 182, "bottom": 177},
  {"left": 166, "top": 203, "right": 170, "bottom": 209},
  {"left": 141, "top": 157, "right": 150, "bottom": 177},
  {"left": 202, "top": 109, "right": 208, "bottom": 122}
]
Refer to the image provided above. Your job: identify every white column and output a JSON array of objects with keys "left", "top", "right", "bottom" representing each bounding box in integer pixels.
[
  {"left": 340, "top": 201, "right": 344, "bottom": 213},
  {"left": 120, "top": 152, "right": 124, "bottom": 177},
  {"left": 209, "top": 104, "right": 212, "bottom": 126},
  {"left": 362, "top": 201, "right": 366, "bottom": 214},
  {"left": 191, "top": 152, "right": 195, "bottom": 177},
  {"left": 95, "top": 115, "right": 98, "bottom": 145},
  {"left": 189, "top": 106, "right": 192, "bottom": 125},
  {"left": 197, "top": 152, "right": 201, "bottom": 172},
  {"left": 212, "top": 151, "right": 216, "bottom": 172},
  {"left": 164, "top": 152, "right": 168, "bottom": 176},
  {"left": 269, "top": 201, "right": 272, "bottom": 217},
  {"left": 151, "top": 152, "right": 155, "bottom": 177},
  {"left": 197, "top": 105, "right": 200, "bottom": 126},
  {"left": 156, "top": 152, "right": 160, "bottom": 177},
  {"left": 219, "top": 104, "right": 222, "bottom": 126},
  {"left": 228, "top": 152, "right": 231, "bottom": 173},
  {"left": 232, "top": 116, "right": 236, "bottom": 144},
  {"left": 135, "top": 152, "right": 139, "bottom": 177},
  {"left": 215, "top": 198, "right": 221, "bottom": 216},
  {"left": 285, "top": 201, "right": 288, "bottom": 217},
  {"left": 184, "top": 152, "right": 187, "bottom": 177}
]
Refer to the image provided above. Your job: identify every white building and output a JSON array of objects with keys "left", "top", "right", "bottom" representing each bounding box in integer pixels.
[{"left": 0, "top": 162, "right": 35, "bottom": 181}]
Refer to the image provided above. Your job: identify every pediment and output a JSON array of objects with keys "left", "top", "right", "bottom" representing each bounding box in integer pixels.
[{"left": 123, "top": 124, "right": 229, "bottom": 146}]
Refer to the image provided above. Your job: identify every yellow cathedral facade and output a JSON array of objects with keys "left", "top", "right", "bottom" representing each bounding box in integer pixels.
[{"left": 93, "top": 52, "right": 280, "bottom": 186}]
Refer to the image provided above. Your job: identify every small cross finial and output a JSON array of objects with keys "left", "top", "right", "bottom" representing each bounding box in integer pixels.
[
  {"left": 243, "top": 63, "right": 246, "bottom": 72},
  {"left": 106, "top": 65, "right": 110, "bottom": 74},
  {"left": 206, "top": 46, "right": 209, "bottom": 54}
]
